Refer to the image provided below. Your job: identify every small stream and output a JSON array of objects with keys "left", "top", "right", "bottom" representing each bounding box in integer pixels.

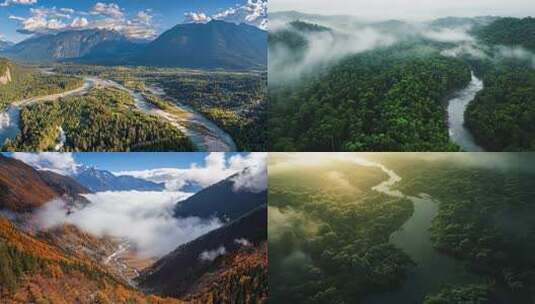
[
  {"left": 349, "top": 157, "right": 483, "bottom": 303},
  {"left": 447, "top": 71, "right": 485, "bottom": 152}
]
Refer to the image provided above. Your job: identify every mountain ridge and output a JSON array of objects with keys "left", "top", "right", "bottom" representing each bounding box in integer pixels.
[{"left": 2, "top": 21, "right": 267, "bottom": 70}]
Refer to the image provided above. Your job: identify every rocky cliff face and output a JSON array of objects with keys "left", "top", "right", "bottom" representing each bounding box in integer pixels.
[{"left": 0, "top": 66, "right": 11, "bottom": 85}]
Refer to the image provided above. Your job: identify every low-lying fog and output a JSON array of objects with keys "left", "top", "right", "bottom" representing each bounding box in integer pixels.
[
  {"left": 11, "top": 152, "right": 267, "bottom": 258},
  {"left": 269, "top": 11, "right": 535, "bottom": 84}
]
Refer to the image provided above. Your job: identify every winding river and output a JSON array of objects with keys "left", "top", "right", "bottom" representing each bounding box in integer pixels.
[
  {"left": 349, "top": 157, "right": 483, "bottom": 303},
  {"left": 447, "top": 71, "right": 485, "bottom": 152},
  {"left": 0, "top": 69, "right": 236, "bottom": 151}
]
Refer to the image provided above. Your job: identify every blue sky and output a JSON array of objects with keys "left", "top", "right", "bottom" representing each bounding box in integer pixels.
[
  {"left": 6, "top": 152, "right": 266, "bottom": 192},
  {"left": 0, "top": 0, "right": 267, "bottom": 42},
  {"left": 73, "top": 152, "right": 247, "bottom": 171},
  {"left": 4, "top": 152, "right": 248, "bottom": 171}
]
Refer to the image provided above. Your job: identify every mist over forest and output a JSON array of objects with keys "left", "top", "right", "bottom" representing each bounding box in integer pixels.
[
  {"left": 268, "top": 8, "right": 535, "bottom": 152},
  {"left": 269, "top": 153, "right": 535, "bottom": 303}
]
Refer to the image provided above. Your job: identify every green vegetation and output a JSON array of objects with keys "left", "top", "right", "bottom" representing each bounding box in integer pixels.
[
  {"left": 0, "top": 61, "right": 83, "bottom": 110},
  {"left": 54, "top": 64, "right": 267, "bottom": 151},
  {"left": 423, "top": 284, "right": 490, "bottom": 304},
  {"left": 465, "top": 64, "right": 535, "bottom": 151},
  {"left": 476, "top": 17, "right": 535, "bottom": 51},
  {"left": 157, "top": 71, "right": 267, "bottom": 151},
  {"left": 3, "top": 88, "right": 193, "bottom": 151},
  {"left": 269, "top": 46, "right": 471, "bottom": 151},
  {"left": 386, "top": 154, "right": 535, "bottom": 303},
  {"left": 270, "top": 153, "right": 535, "bottom": 303},
  {"left": 269, "top": 157, "right": 414, "bottom": 303}
]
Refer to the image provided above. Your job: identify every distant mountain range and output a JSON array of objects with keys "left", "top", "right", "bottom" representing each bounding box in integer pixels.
[
  {"left": 73, "top": 166, "right": 166, "bottom": 192},
  {"left": 1, "top": 20, "right": 267, "bottom": 70},
  {"left": 0, "top": 40, "right": 14, "bottom": 51}
]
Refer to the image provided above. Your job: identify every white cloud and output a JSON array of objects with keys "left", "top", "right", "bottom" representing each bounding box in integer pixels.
[
  {"left": 10, "top": 7, "right": 72, "bottom": 34},
  {"left": 185, "top": 0, "right": 267, "bottom": 29},
  {"left": 229, "top": 152, "right": 267, "bottom": 193},
  {"left": 8, "top": 15, "right": 26, "bottom": 21},
  {"left": 9, "top": 3, "right": 156, "bottom": 39},
  {"left": 90, "top": 2, "right": 124, "bottom": 19},
  {"left": 234, "top": 238, "right": 251, "bottom": 246},
  {"left": 421, "top": 27, "right": 475, "bottom": 43},
  {"left": 70, "top": 17, "right": 89, "bottom": 28},
  {"left": 116, "top": 153, "right": 267, "bottom": 193},
  {"left": 184, "top": 12, "right": 212, "bottom": 24},
  {"left": 36, "top": 191, "right": 222, "bottom": 257},
  {"left": 0, "top": 0, "right": 36, "bottom": 7},
  {"left": 199, "top": 246, "right": 226, "bottom": 262},
  {"left": 136, "top": 10, "right": 152, "bottom": 25},
  {"left": 11, "top": 152, "right": 78, "bottom": 175}
]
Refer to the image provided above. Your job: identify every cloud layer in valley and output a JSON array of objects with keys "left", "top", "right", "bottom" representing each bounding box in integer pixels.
[{"left": 36, "top": 191, "right": 222, "bottom": 257}]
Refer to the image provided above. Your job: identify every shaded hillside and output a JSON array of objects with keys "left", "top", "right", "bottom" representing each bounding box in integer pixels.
[
  {"left": 0, "top": 154, "right": 59, "bottom": 212},
  {"left": 134, "top": 20, "right": 267, "bottom": 69},
  {"left": 174, "top": 173, "right": 267, "bottom": 222},
  {"left": 186, "top": 243, "right": 268, "bottom": 304},
  {"left": 138, "top": 206, "right": 267, "bottom": 300},
  {"left": 38, "top": 170, "right": 91, "bottom": 197}
]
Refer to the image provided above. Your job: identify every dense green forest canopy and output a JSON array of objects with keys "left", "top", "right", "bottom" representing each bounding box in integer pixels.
[
  {"left": 269, "top": 16, "right": 535, "bottom": 152},
  {"left": 465, "top": 64, "right": 535, "bottom": 151},
  {"left": 270, "top": 153, "right": 535, "bottom": 303},
  {"left": 269, "top": 44, "right": 470, "bottom": 151},
  {"left": 476, "top": 17, "right": 535, "bottom": 51},
  {"left": 374, "top": 153, "right": 535, "bottom": 303},
  {"left": 2, "top": 88, "right": 193, "bottom": 151},
  {"left": 458, "top": 17, "right": 535, "bottom": 151},
  {"left": 269, "top": 156, "right": 414, "bottom": 303}
]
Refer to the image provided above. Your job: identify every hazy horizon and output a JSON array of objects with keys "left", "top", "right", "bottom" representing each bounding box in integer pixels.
[{"left": 269, "top": 0, "right": 535, "bottom": 21}]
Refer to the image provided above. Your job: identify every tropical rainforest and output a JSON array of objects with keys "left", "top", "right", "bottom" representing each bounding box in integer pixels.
[
  {"left": 269, "top": 153, "right": 535, "bottom": 304},
  {"left": 268, "top": 14, "right": 535, "bottom": 151}
]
